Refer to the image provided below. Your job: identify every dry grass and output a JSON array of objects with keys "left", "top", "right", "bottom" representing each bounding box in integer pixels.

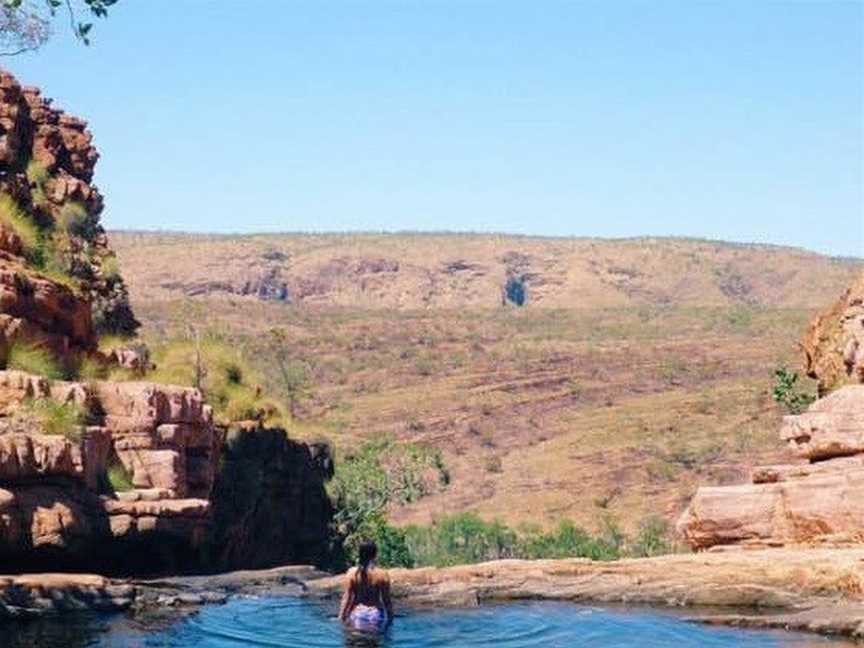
[{"left": 110, "top": 232, "right": 859, "bottom": 535}]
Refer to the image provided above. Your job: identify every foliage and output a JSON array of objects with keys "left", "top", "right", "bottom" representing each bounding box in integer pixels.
[
  {"left": 402, "top": 513, "right": 642, "bottom": 567},
  {"left": 630, "top": 515, "right": 672, "bottom": 557},
  {"left": 21, "top": 398, "right": 86, "bottom": 440},
  {"left": 5, "top": 342, "right": 64, "bottom": 379},
  {"left": 329, "top": 435, "right": 448, "bottom": 567},
  {"left": 0, "top": 0, "right": 119, "bottom": 56},
  {"left": 405, "top": 513, "right": 519, "bottom": 567},
  {"left": 772, "top": 367, "right": 815, "bottom": 414},
  {"left": 106, "top": 460, "right": 134, "bottom": 492},
  {"left": 76, "top": 354, "right": 107, "bottom": 380},
  {"left": 505, "top": 276, "right": 526, "bottom": 306},
  {"left": 0, "top": 193, "right": 40, "bottom": 257},
  {"left": 147, "top": 332, "right": 285, "bottom": 427},
  {"left": 345, "top": 512, "right": 414, "bottom": 569}
]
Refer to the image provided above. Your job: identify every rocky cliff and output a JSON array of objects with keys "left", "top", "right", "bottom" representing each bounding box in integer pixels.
[
  {"left": 0, "top": 69, "right": 138, "bottom": 354},
  {"left": 801, "top": 271, "right": 864, "bottom": 395},
  {"left": 678, "top": 272, "right": 864, "bottom": 549},
  {"left": 0, "top": 69, "right": 334, "bottom": 574}
]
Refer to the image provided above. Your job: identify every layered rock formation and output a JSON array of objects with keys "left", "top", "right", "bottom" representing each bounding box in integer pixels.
[
  {"left": 678, "top": 272, "right": 864, "bottom": 550},
  {"left": 0, "top": 370, "right": 220, "bottom": 572}
]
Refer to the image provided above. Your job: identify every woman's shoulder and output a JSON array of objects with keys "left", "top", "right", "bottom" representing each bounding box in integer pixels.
[{"left": 371, "top": 567, "right": 391, "bottom": 584}]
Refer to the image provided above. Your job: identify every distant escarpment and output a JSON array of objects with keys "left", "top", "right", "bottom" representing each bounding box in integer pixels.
[
  {"left": 111, "top": 232, "right": 861, "bottom": 311},
  {"left": 0, "top": 69, "right": 333, "bottom": 574},
  {"left": 678, "top": 271, "right": 864, "bottom": 550}
]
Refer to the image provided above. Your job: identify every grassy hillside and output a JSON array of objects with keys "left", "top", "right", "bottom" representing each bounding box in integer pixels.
[{"left": 110, "top": 232, "right": 861, "bottom": 536}]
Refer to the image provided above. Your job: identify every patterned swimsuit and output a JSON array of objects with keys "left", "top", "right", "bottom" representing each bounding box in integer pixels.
[{"left": 349, "top": 603, "right": 386, "bottom": 631}]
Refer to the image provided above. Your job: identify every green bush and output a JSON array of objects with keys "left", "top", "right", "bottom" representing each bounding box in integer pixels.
[
  {"left": 772, "top": 367, "right": 815, "bottom": 414},
  {"left": 0, "top": 194, "right": 40, "bottom": 258},
  {"left": 345, "top": 513, "right": 414, "bottom": 568},
  {"left": 107, "top": 461, "right": 134, "bottom": 492},
  {"left": 630, "top": 515, "right": 672, "bottom": 557},
  {"left": 147, "top": 334, "right": 284, "bottom": 426},
  {"left": 6, "top": 343, "right": 64, "bottom": 379},
  {"left": 21, "top": 398, "right": 86, "bottom": 441},
  {"left": 329, "top": 435, "right": 449, "bottom": 567},
  {"left": 405, "top": 513, "right": 519, "bottom": 567}
]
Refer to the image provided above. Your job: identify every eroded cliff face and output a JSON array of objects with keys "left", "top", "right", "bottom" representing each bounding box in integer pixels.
[
  {"left": 0, "top": 69, "right": 138, "bottom": 349},
  {"left": 0, "top": 69, "right": 334, "bottom": 573},
  {"left": 801, "top": 271, "right": 864, "bottom": 396},
  {"left": 678, "top": 273, "right": 864, "bottom": 550}
]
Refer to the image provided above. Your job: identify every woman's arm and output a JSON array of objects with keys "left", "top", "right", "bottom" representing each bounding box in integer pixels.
[
  {"left": 338, "top": 569, "right": 355, "bottom": 622},
  {"left": 380, "top": 574, "right": 394, "bottom": 627}
]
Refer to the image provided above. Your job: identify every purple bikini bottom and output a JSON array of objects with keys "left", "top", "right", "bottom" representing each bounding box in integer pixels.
[{"left": 349, "top": 604, "right": 386, "bottom": 631}]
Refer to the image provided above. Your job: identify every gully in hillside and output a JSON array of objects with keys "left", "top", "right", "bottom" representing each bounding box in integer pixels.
[{"left": 338, "top": 540, "right": 394, "bottom": 633}]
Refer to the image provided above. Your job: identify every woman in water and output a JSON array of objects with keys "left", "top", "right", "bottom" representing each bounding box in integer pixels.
[{"left": 339, "top": 540, "right": 393, "bottom": 632}]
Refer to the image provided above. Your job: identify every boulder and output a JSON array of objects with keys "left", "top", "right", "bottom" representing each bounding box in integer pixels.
[{"left": 779, "top": 385, "right": 864, "bottom": 460}]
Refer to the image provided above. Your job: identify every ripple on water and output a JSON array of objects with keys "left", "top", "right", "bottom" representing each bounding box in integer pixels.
[{"left": 2, "top": 598, "right": 855, "bottom": 648}]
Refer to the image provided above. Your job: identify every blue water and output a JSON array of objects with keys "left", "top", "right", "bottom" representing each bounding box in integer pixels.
[{"left": 19, "top": 598, "right": 842, "bottom": 648}]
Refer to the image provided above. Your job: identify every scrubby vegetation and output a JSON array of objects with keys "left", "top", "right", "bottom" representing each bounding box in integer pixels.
[
  {"left": 772, "top": 367, "right": 816, "bottom": 414},
  {"left": 328, "top": 434, "right": 674, "bottom": 568},
  {"left": 146, "top": 331, "right": 286, "bottom": 427},
  {"left": 329, "top": 435, "right": 448, "bottom": 565},
  {"left": 0, "top": 194, "right": 40, "bottom": 258},
  {"left": 5, "top": 343, "right": 65, "bottom": 379},
  {"left": 20, "top": 398, "right": 87, "bottom": 441},
  {"left": 401, "top": 513, "right": 672, "bottom": 567},
  {"left": 106, "top": 461, "right": 134, "bottom": 492}
]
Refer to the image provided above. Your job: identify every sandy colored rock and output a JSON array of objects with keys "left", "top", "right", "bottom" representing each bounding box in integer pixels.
[{"left": 780, "top": 385, "right": 864, "bottom": 460}]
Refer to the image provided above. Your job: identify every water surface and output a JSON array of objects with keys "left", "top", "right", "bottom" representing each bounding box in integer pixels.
[{"left": 4, "top": 598, "right": 854, "bottom": 647}]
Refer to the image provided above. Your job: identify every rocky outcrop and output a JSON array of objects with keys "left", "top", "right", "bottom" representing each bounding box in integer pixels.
[
  {"left": 802, "top": 270, "right": 864, "bottom": 395},
  {"left": 678, "top": 385, "right": 864, "bottom": 550},
  {"left": 0, "top": 370, "right": 220, "bottom": 572},
  {"left": 0, "top": 67, "right": 138, "bottom": 352},
  {"left": 678, "top": 273, "right": 864, "bottom": 551},
  {"left": 0, "top": 370, "right": 334, "bottom": 573},
  {"left": 206, "top": 425, "right": 334, "bottom": 570}
]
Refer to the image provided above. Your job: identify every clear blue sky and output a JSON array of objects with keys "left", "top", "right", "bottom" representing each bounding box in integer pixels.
[{"left": 6, "top": 1, "right": 863, "bottom": 256}]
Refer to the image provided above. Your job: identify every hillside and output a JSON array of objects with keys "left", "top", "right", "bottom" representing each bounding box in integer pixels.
[
  {"left": 110, "top": 232, "right": 861, "bottom": 535},
  {"left": 110, "top": 232, "right": 858, "bottom": 310}
]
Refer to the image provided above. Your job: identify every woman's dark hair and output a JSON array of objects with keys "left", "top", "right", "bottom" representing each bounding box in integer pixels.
[{"left": 358, "top": 540, "right": 378, "bottom": 568}]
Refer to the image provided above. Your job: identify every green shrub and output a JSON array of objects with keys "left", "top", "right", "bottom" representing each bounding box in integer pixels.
[
  {"left": 146, "top": 334, "right": 278, "bottom": 426},
  {"left": 6, "top": 343, "right": 64, "bottom": 379},
  {"left": 329, "top": 435, "right": 449, "bottom": 567},
  {"left": 76, "top": 355, "right": 108, "bottom": 381},
  {"left": 107, "top": 461, "right": 134, "bottom": 492},
  {"left": 772, "top": 367, "right": 816, "bottom": 414},
  {"left": 345, "top": 513, "right": 414, "bottom": 568},
  {"left": 0, "top": 194, "right": 40, "bottom": 257},
  {"left": 630, "top": 515, "right": 672, "bottom": 557},
  {"left": 21, "top": 398, "right": 86, "bottom": 441},
  {"left": 405, "top": 513, "right": 519, "bottom": 567}
]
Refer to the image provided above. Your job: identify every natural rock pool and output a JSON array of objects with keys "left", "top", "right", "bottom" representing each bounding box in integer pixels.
[{"left": 4, "top": 599, "right": 856, "bottom": 647}]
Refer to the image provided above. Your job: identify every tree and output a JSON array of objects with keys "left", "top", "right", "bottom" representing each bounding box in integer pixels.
[
  {"left": 1, "top": 0, "right": 118, "bottom": 56},
  {"left": 269, "top": 328, "right": 314, "bottom": 419}
]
